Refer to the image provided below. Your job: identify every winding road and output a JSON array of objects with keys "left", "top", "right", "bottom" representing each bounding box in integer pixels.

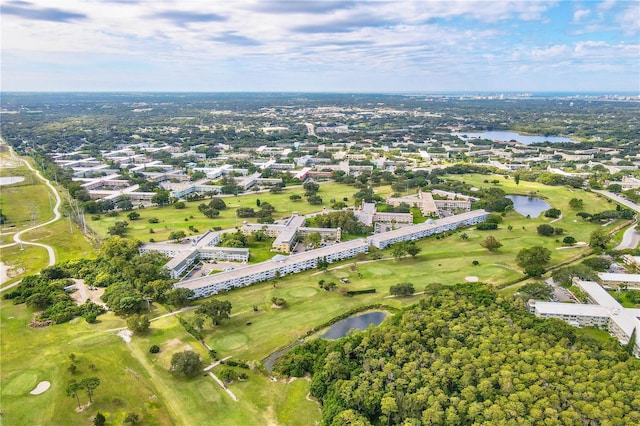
[
  {"left": 11, "top": 152, "right": 62, "bottom": 266},
  {"left": 0, "top": 145, "right": 61, "bottom": 291},
  {"left": 594, "top": 190, "right": 640, "bottom": 250}
]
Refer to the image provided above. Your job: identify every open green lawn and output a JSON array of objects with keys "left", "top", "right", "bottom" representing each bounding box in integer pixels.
[
  {"left": 20, "top": 219, "right": 97, "bottom": 264},
  {"left": 0, "top": 300, "right": 173, "bottom": 426},
  {"left": 1, "top": 173, "right": 621, "bottom": 425},
  {"left": 0, "top": 176, "right": 56, "bottom": 232},
  {"left": 0, "top": 244, "right": 49, "bottom": 287},
  {"left": 86, "top": 182, "right": 395, "bottom": 242}
]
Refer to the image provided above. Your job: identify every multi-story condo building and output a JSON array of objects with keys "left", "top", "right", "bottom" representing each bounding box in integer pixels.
[
  {"left": 174, "top": 239, "right": 369, "bottom": 298},
  {"left": 529, "top": 278, "right": 640, "bottom": 357},
  {"left": 367, "top": 210, "right": 489, "bottom": 249},
  {"left": 139, "top": 231, "right": 249, "bottom": 279}
]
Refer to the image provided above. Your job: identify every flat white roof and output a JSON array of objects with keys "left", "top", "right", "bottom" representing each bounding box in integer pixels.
[
  {"left": 367, "top": 209, "right": 488, "bottom": 244},
  {"left": 534, "top": 301, "right": 610, "bottom": 317},
  {"left": 598, "top": 273, "right": 640, "bottom": 284},
  {"left": 576, "top": 279, "right": 621, "bottom": 310},
  {"left": 176, "top": 238, "right": 368, "bottom": 291}
]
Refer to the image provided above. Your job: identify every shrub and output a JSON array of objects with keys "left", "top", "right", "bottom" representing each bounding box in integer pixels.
[
  {"left": 149, "top": 345, "right": 161, "bottom": 354},
  {"left": 476, "top": 223, "right": 498, "bottom": 230},
  {"left": 537, "top": 224, "right": 555, "bottom": 236}
]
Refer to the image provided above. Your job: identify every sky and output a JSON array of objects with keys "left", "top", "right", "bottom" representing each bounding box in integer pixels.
[{"left": 1, "top": 0, "right": 639, "bottom": 93}]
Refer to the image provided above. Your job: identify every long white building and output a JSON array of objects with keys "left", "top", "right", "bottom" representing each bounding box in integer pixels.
[
  {"left": 140, "top": 231, "right": 249, "bottom": 279},
  {"left": 367, "top": 209, "right": 489, "bottom": 249},
  {"left": 175, "top": 209, "right": 489, "bottom": 298},
  {"left": 529, "top": 278, "right": 640, "bottom": 357},
  {"left": 174, "top": 239, "right": 369, "bottom": 298}
]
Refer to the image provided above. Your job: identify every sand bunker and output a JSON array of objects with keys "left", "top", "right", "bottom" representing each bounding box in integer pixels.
[
  {"left": 465, "top": 276, "right": 479, "bottom": 282},
  {"left": 30, "top": 381, "right": 51, "bottom": 395},
  {"left": 117, "top": 329, "right": 133, "bottom": 343}
]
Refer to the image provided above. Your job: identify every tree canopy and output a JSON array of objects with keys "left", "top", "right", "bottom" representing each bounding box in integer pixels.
[{"left": 276, "top": 283, "right": 640, "bottom": 425}]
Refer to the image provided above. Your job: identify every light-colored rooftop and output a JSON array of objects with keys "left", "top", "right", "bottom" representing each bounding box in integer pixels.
[
  {"left": 598, "top": 273, "right": 640, "bottom": 284},
  {"left": 176, "top": 238, "right": 368, "bottom": 291},
  {"left": 367, "top": 209, "right": 488, "bottom": 244},
  {"left": 533, "top": 301, "right": 610, "bottom": 317}
]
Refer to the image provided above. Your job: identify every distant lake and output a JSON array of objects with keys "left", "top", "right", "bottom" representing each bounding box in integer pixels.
[
  {"left": 507, "top": 195, "right": 551, "bottom": 218},
  {"left": 0, "top": 176, "right": 24, "bottom": 186},
  {"left": 321, "top": 311, "right": 387, "bottom": 339},
  {"left": 452, "top": 131, "right": 578, "bottom": 145}
]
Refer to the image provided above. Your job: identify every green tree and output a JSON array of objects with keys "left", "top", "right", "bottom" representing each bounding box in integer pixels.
[
  {"left": 589, "top": 228, "right": 611, "bottom": 249},
  {"left": 124, "top": 412, "right": 140, "bottom": 424},
  {"left": 66, "top": 380, "right": 83, "bottom": 409},
  {"left": 516, "top": 246, "right": 551, "bottom": 276},
  {"left": 151, "top": 190, "right": 170, "bottom": 206},
  {"left": 562, "top": 236, "right": 577, "bottom": 245},
  {"left": 196, "top": 299, "right": 232, "bottom": 326},
  {"left": 569, "top": 198, "right": 584, "bottom": 209},
  {"left": 544, "top": 208, "right": 561, "bottom": 218},
  {"left": 94, "top": 412, "right": 106, "bottom": 426},
  {"left": 390, "top": 282, "right": 414, "bottom": 297},
  {"left": 391, "top": 242, "right": 408, "bottom": 259},
  {"left": 480, "top": 235, "right": 502, "bottom": 251},
  {"left": 406, "top": 244, "right": 422, "bottom": 258},
  {"left": 305, "top": 232, "right": 322, "bottom": 249},
  {"left": 80, "top": 377, "right": 100, "bottom": 403},
  {"left": 127, "top": 211, "right": 140, "bottom": 220},
  {"left": 169, "top": 230, "right": 187, "bottom": 241},
  {"left": 289, "top": 194, "right": 302, "bottom": 202},
  {"left": 537, "top": 224, "right": 555, "bottom": 236},
  {"left": 170, "top": 350, "right": 202, "bottom": 378},
  {"left": 165, "top": 288, "right": 194, "bottom": 308},
  {"left": 126, "top": 314, "right": 150, "bottom": 334},
  {"left": 514, "top": 174, "right": 520, "bottom": 185}
]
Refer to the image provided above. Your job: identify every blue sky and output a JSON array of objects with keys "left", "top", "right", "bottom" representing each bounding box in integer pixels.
[{"left": 1, "top": 0, "right": 638, "bottom": 92}]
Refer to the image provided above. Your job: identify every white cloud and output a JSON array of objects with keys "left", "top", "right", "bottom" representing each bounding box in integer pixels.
[{"left": 573, "top": 9, "right": 591, "bottom": 22}]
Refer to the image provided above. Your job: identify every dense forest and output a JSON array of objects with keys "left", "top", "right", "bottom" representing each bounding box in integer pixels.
[{"left": 275, "top": 283, "right": 640, "bottom": 425}]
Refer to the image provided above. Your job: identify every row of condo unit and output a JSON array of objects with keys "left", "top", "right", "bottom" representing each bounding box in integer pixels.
[
  {"left": 386, "top": 190, "right": 473, "bottom": 217},
  {"left": 528, "top": 278, "right": 640, "bottom": 357},
  {"left": 173, "top": 209, "right": 489, "bottom": 298},
  {"left": 240, "top": 214, "right": 341, "bottom": 254},
  {"left": 139, "top": 230, "right": 249, "bottom": 279}
]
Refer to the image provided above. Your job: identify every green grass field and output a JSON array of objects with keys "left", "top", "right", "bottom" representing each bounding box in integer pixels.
[
  {"left": 0, "top": 300, "right": 174, "bottom": 426},
  {"left": 86, "top": 182, "right": 396, "bottom": 242},
  {"left": 1, "top": 171, "right": 623, "bottom": 425}
]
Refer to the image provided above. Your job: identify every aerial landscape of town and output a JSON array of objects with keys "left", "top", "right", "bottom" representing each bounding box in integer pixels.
[{"left": 1, "top": 1, "right": 640, "bottom": 426}]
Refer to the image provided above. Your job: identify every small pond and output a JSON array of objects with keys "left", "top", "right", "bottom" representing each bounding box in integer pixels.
[
  {"left": 0, "top": 176, "right": 25, "bottom": 186},
  {"left": 507, "top": 195, "right": 551, "bottom": 218},
  {"left": 321, "top": 311, "right": 388, "bottom": 340},
  {"left": 452, "top": 131, "right": 577, "bottom": 145}
]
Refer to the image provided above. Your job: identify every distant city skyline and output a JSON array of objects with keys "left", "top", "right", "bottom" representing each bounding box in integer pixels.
[{"left": 2, "top": 0, "right": 639, "bottom": 93}]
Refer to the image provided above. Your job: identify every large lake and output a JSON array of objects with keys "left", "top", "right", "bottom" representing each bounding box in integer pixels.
[
  {"left": 321, "top": 311, "right": 387, "bottom": 339},
  {"left": 507, "top": 195, "right": 551, "bottom": 218},
  {"left": 452, "top": 131, "right": 578, "bottom": 145}
]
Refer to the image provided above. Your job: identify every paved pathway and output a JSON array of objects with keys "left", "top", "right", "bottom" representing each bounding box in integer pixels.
[
  {"left": 615, "top": 221, "right": 640, "bottom": 250},
  {"left": 593, "top": 190, "right": 640, "bottom": 250},
  {"left": 8, "top": 146, "right": 62, "bottom": 267}
]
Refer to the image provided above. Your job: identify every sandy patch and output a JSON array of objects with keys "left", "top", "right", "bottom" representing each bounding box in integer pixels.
[
  {"left": 30, "top": 381, "right": 51, "bottom": 395},
  {"left": 117, "top": 329, "right": 133, "bottom": 343},
  {"left": 69, "top": 279, "right": 107, "bottom": 307},
  {"left": 465, "top": 276, "right": 479, "bottom": 282},
  {"left": 0, "top": 261, "right": 12, "bottom": 285},
  {"left": 556, "top": 242, "right": 587, "bottom": 250}
]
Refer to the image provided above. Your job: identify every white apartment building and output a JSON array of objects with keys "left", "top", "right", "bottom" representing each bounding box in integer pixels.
[
  {"left": 140, "top": 231, "right": 249, "bottom": 279},
  {"left": 530, "top": 278, "right": 640, "bottom": 357},
  {"left": 367, "top": 210, "right": 489, "bottom": 249},
  {"left": 175, "top": 239, "right": 369, "bottom": 298}
]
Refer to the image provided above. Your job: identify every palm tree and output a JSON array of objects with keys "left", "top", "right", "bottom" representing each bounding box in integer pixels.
[
  {"left": 80, "top": 377, "right": 100, "bottom": 403},
  {"left": 66, "top": 381, "right": 82, "bottom": 409}
]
